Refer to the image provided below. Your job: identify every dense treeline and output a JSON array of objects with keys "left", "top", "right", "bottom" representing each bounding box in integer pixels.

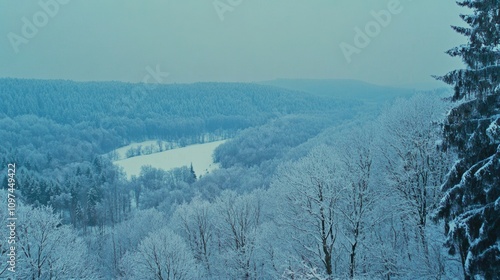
[
  {"left": 0, "top": 81, "right": 484, "bottom": 279},
  {"left": 0, "top": 78, "right": 358, "bottom": 165},
  {"left": 214, "top": 114, "right": 338, "bottom": 168},
  {"left": 2, "top": 94, "right": 468, "bottom": 279},
  {"left": 0, "top": 78, "right": 356, "bottom": 144},
  {"left": 0, "top": 78, "right": 356, "bottom": 232},
  {"left": 0, "top": 77, "right": 368, "bottom": 279}
]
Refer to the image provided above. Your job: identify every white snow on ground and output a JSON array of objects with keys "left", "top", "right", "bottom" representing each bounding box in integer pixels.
[{"left": 114, "top": 140, "right": 227, "bottom": 180}]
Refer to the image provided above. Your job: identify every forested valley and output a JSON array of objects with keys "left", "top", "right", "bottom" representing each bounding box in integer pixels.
[
  {"left": 1, "top": 1, "right": 499, "bottom": 279},
  {"left": 0, "top": 76, "right": 462, "bottom": 279}
]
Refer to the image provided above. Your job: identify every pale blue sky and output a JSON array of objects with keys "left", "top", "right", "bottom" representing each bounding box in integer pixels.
[{"left": 0, "top": 0, "right": 467, "bottom": 89}]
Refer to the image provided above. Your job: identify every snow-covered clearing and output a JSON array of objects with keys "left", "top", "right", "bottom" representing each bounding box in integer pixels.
[{"left": 114, "top": 140, "right": 227, "bottom": 180}]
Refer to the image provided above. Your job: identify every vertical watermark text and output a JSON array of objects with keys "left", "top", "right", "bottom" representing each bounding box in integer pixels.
[{"left": 6, "top": 163, "right": 17, "bottom": 274}]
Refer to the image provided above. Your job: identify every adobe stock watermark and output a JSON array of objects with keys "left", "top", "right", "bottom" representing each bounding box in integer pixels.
[
  {"left": 213, "top": 0, "right": 243, "bottom": 21},
  {"left": 7, "top": 0, "right": 70, "bottom": 54},
  {"left": 118, "top": 64, "right": 170, "bottom": 108},
  {"left": 339, "top": 0, "right": 406, "bottom": 63}
]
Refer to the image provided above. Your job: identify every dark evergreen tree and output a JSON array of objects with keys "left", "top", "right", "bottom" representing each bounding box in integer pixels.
[
  {"left": 189, "top": 163, "right": 197, "bottom": 183},
  {"left": 435, "top": 0, "right": 500, "bottom": 101},
  {"left": 435, "top": 1, "right": 500, "bottom": 279}
]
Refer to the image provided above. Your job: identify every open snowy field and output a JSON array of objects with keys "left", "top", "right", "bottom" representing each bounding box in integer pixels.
[{"left": 114, "top": 140, "right": 226, "bottom": 179}]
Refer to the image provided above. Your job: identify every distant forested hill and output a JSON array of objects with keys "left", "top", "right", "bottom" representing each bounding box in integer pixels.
[
  {"left": 0, "top": 78, "right": 359, "bottom": 232},
  {"left": 0, "top": 78, "right": 354, "bottom": 121},
  {"left": 0, "top": 78, "right": 359, "bottom": 168},
  {"left": 259, "top": 78, "right": 416, "bottom": 101},
  {"left": 0, "top": 78, "right": 357, "bottom": 147}
]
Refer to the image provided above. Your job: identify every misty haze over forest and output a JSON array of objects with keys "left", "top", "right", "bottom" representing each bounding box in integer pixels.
[{"left": 1, "top": 1, "right": 499, "bottom": 279}]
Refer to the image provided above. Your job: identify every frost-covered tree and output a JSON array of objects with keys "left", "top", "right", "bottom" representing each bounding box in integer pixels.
[
  {"left": 271, "top": 146, "right": 343, "bottom": 277},
  {"left": 137, "top": 165, "right": 196, "bottom": 210},
  {"left": 376, "top": 95, "right": 461, "bottom": 278},
  {"left": 334, "top": 127, "right": 378, "bottom": 279},
  {"left": 434, "top": 0, "right": 500, "bottom": 278},
  {"left": 14, "top": 205, "right": 98, "bottom": 279},
  {"left": 379, "top": 95, "right": 452, "bottom": 251},
  {"left": 281, "top": 261, "right": 330, "bottom": 280},
  {"left": 211, "top": 190, "right": 262, "bottom": 279},
  {"left": 120, "top": 227, "right": 198, "bottom": 280},
  {"left": 171, "top": 197, "right": 215, "bottom": 277},
  {"left": 96, "top": 208, "right": 167, "bottom": 278}
]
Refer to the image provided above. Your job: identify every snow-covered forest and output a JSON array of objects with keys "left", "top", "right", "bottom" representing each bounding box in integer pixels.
[{"left": 1, "top": 0, "right": 499, "bottom": 279}]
